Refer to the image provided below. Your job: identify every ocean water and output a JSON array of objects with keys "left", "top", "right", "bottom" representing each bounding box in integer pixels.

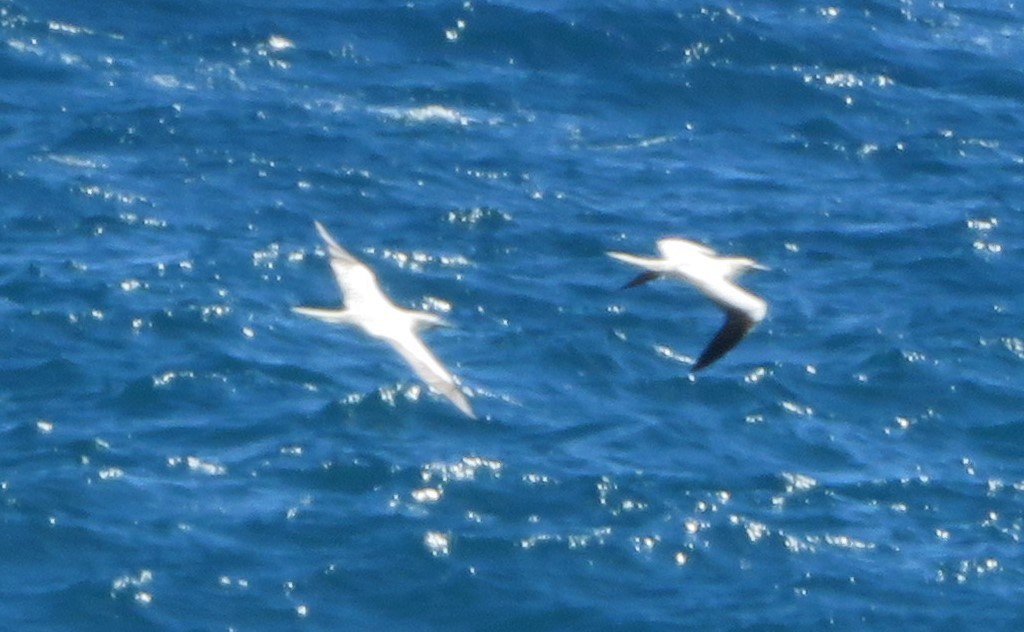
[{"left": 3, "top": 0, "right": 1024, "bottom": 628}]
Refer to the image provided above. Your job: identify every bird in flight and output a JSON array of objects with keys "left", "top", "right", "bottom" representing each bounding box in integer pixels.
[
  {"left": 293, "top": 221, "right": 475, "bottom": 418},
  {"left": 608, "top": 238, "right": 768, "bottom": 371}
]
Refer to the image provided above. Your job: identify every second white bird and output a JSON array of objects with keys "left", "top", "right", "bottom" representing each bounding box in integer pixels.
[{"left": 608, "top": 238, "right": 768, "bottom": 372}]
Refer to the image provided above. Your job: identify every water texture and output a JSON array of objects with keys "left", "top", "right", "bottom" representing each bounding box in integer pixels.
[{"left": 2, "top": 0, "right": 1024, "bottom": 629}]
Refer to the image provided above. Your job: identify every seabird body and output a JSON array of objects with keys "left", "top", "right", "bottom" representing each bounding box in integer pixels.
[
  {"left": 608, "top": 238, "right": 768, "bottom": 371},
  {"left": 294, "top": 221, "right": 475, "bottom": 418}
]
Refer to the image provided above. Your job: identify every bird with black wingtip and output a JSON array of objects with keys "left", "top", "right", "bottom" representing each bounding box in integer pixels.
[{"left": 608, "top": 237, "right": 768, "bottom": 371}]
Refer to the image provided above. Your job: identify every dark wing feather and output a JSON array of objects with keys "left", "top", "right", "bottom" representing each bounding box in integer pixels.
[
  {"left": 692, "top": 308, "right": 756, "bottom": 371},
  {"left": 622, "top": 271, "right": 661, "bottom": 289}
]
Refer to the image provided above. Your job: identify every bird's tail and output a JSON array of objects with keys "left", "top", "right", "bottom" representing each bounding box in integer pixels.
[
  {"left": 607, "top": 251, "right": 667, "bottom": 288},
  {"left": 292, "top": 306, "right": 352, "bottom": 324},
  {"left": 410, "top": 311, "right": 453, "bottom": 330},
  {"left": 607, "top": 251, "right": 662, "bottom": 269}
]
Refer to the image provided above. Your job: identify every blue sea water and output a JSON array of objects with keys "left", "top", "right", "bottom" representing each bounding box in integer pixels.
[{"left": 3, "top": 0, "right": 1024, "bottom": 628}]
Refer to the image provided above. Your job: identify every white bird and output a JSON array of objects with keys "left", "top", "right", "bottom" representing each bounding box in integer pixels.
[
  {"left": 608, "top": 238, "right": 768, "bottom": 372},
  {"left": 293, "top": 221, "right": 475, "bottom": 418}
]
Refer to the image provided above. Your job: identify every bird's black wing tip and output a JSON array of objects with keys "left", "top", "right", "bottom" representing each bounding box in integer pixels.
[
  {"left": 691, "top": 310, "right": 756, "bottom": 372},
  {"left": 621, "top": 271, "right": 660, "bottom": 290},
  {"left": 690, "top": 359, "right": 711, "bottom": 372}
]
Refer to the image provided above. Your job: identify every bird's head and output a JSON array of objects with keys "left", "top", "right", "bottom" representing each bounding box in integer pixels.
[{"left": 725, "top": 257, "right": 770, "bottom": 277}]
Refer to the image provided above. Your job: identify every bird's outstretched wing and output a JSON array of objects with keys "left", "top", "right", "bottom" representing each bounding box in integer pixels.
[
  {"left": 314, "top": 220, "right": 360, "bottom": 264},
  {"left": 313, "top": 221, "right": 391, "bottom": 310},
  {"left": 692, "top": 308, "right": 756, "bottom": 372},
  {"left": 607, "top": 250, "right": 668, "bottom": 288},
  {"left": 387, "top": 330, "right": 476, "bottom": 419}
]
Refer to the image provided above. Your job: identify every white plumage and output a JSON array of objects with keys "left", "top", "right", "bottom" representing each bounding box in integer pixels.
[
  {"left": 294, "top": 221, "right": 475, "bottom": 418},
  {"left": 608, "top": 238, "right": 768, "bottom": 371}
]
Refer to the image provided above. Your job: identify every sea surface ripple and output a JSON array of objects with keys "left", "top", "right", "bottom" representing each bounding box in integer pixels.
[{"left": 2, "top": 0, "right": 1024, "bottom": 629}]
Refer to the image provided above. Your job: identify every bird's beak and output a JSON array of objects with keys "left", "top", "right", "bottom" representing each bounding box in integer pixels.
[{"left": 751, "top": 262, "right": 770, "bottom": 271}]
